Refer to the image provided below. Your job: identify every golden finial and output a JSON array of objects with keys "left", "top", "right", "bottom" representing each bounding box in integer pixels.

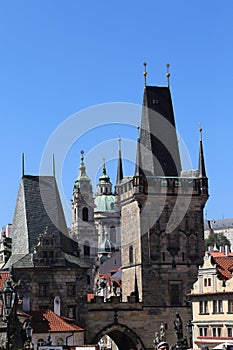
[
  {"left": 166, "top": 63, "right": 170, "bottom": 88},
  {"left": 143, "top": 62, "right": 147, "bottom": 87},
  {"left": 80, "top": 150, "right": 84, "bottom": 163}
]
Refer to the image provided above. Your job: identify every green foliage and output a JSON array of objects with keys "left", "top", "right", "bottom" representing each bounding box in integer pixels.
[{"left": 205, "top": 232, "right": 231, "bottom": 250}]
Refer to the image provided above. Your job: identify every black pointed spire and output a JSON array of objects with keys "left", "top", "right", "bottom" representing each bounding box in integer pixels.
[
  {"left": 134, "top": 126, "right": 143, "bottom": 177},
  {"left": 116, "top": 137, "right": 123, "bottom": 184},
  {"left": 140, "top": 85, "right": 181, "bottom": 177},
  {"left": 198, "top": 128, "right": 207, "bottom": 178}
]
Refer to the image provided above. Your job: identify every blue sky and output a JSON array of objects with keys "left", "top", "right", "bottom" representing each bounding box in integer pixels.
[{"left": 0, "top": 1, "right": 232, "bottom": 227}]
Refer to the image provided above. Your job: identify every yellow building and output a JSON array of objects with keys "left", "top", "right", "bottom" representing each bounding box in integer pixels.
[{"left": 189, "top": 249, "right": 233, "bottom": 349}]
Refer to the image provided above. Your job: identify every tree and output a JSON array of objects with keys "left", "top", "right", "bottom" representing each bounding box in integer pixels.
[{"left": 205, "top": 232, "right": 231, "bottom": 250}]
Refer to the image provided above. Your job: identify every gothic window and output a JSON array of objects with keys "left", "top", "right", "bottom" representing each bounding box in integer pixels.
[
  {"left": 150, "top": 233, "right": 157, "bottom": 261},
  {"left": 110, "top": 226, "right": 116, "bottom": 243},
  {"left": 82, "top": 207, "right": 89, "bottom": 221},
  {"left": 129, "top": 246, "right": 133, "bottom": 264},
  {"left": 169, "top": 281, "right": 182, "bottom": 306},
  {"left": 67, "top": 283, "right": 76, "bottom": 297},
  {"left": 84, "top": 240, "right": 90, "bottom": 256},
  {"left": 38, "top": 283, "right": 47, "bottom": 297}
]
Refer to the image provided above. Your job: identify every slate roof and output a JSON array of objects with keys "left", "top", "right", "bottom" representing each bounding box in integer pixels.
[
  {"left": 27, "top": 309, "right": 85, "bottom": 333},
  {"left": 6, "top": 175, "right": 80, "bottom": 268},
  {"left": 139, "top": 86, "right": 182, "bottom": 177}
]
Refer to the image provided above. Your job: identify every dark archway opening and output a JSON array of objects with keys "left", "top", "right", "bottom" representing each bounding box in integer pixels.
[{"left": 92, "top": 323, "right": 145, "bottom": 350}]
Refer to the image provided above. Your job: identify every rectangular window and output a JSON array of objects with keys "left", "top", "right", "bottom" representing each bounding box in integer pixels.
[
  {"left": 212, "top": 327, "right": 222, "bottom": 337},
  {"left": 200, "top": 300, "right": 208, "bottom": 314},
  {"left": 67, "top": 306, "right": 76, "bottom": 319},
  {"left": 213, "top": 300, "right": 223, "bottom": 313},
  {"left": 199, "top": 327, "right": 208, "bottom": 337},
  {"left": 169, "top": 281, "right": 182, "bottom": 306},
  {"left": 228, "top": 300, "right": 233, "bottom": 313},
  {"left": 227, "top": 328, "right": 233, "bottom": 337}
]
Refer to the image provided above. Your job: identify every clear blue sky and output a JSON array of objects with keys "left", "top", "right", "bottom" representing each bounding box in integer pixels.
[{"left": 0, "top": 0, "right": 232, "bottom": 228}]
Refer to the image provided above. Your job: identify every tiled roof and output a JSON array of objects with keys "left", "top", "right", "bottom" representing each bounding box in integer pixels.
[
  {"left": 0, "top": 272, "right": 10, "bottom": 289},
  {"left": 28, "top": 310, "right": 85, "bottom": 333},
  {"left": 211, "top": 252, "right": 233, "bottom": 280}
]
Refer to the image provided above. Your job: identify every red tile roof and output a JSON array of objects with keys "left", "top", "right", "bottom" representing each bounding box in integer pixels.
[
  {"left": 0, "top": 272, "right": 10, "bottom": 290},
  {"left": 28, "top": 310, "right": 85, "bottom": 333},
  {"left": 211, "top": 252, "right": 233, "bottom": 280}
]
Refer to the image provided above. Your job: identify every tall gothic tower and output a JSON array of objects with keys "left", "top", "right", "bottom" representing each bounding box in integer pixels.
[
  {"left": 71, "top": 151, "right": 98, "bottom": 262},
  {"left": 118, "top": 81, "right": 209, "bottom": 320}
]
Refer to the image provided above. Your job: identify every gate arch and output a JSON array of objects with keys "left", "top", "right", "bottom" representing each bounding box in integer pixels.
[{"left": 91, "top": 323, "right": 146, "bottom": 350}]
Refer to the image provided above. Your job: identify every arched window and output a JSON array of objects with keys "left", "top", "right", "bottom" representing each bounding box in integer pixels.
[
  {"left": 56, "top": 338, "right": 64, "bottom": 346},
  {"left": 87, "top": 274, "right": 91, "bottom": 285},
  {"left": 82, "top": 207, "right": 89, "bottom": 221},
  {"left": 129, "top": 245, "right": 133, "bottom": 264},
  {"left": 84, "top": 240, "right": 90, "bottom": 256}
]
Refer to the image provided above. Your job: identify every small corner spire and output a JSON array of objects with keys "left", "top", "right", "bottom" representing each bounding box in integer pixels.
[
  {"left": 137, "top": 121, "right": 140, "bottom": 138},
  {"left": 143, "top": 62, "right": 147, "bottom": 87},
  {"left": 166, "top": 63, "right": 171, "bottom": 88},
  {"left": 116, "top": 136, "right": 123, "bottom": 184},
  {"left": 52, "top": 153, "right": 55, "bottom": 177},
  {"left": 22, "top": 153, "right": 25, "bottom": 177},
  {"left": 198, "top": 123, "right": 207, "bottom": 178}
]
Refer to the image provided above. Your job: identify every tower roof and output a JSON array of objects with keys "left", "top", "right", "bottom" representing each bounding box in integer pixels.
[
  {"left": 73, "top": 151, "right": 93, "bottom": 194},
  {"left": 139, "top": 86, "right": 182, "bottom": 177},
  {"left": 6, "top": 175, "right": 79, "bottom": 267},
  {"left": 116, "top": 137, "right": 123, "bottom": 184}
]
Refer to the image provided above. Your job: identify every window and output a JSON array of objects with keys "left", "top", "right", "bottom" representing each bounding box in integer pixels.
[
  {"left": 227, "top": 327, "right": 233, "bottom": 337},
  {"left": 39, "top": 283, "right": 47, "bottom": 297},
  {"left": 228, "top": 300, "right": 233, "bottom": 313},
  {"left": 84, "top": 240, "right": 90, "bottom": 256},
  {"left": 199, "top": 327, "right": 208, "bottom": 337},
  {"left": 150, "top": 234, "right": 157, "bottom": 261},
  {"left": 37, "top": 339, "right": 45, "bottom": 347},
  {"left": 199, "top": 300, "right": 208, "bottom": 314},
  {"left": 169, "top": 281, "right": 182, "bottom": 306},
  {"left": 213, "top": 300, "right": 223, "bottom": 314},
  {"left": 129, "top": 246, "right": 133, "bottom": 264},
  {"left": 212, "top": 327, "right": 222, "bottom": 337},
  {"left": 67, "top": 284, "right": 76, "bottom": 297},
  {"left": 67, "top": 306, "right": 75, "bottom": 319},
  {"left": 82, "top": 207, "right": 89, "bottom": 221},
  {"left": 57, "top": 338, "right": 64, "bottom": 346}
]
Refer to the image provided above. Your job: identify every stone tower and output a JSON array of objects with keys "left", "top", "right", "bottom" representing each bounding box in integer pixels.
[
  {"left": 71, "top": 151, "right": 98, "bottom": 265},
  {"left": 94, "top": 159, "right": 121, "bottom": 250},
  {"left": 118, "top": 84, "right": 209, "bottom": 317}
]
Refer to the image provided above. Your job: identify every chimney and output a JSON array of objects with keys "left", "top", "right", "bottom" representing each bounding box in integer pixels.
[{"left": 225, "top": 245, "right": 230, "bottom": 257}]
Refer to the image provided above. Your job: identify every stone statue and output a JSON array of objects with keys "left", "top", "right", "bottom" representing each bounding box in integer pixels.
[
  {"left": 174, "top": 312, "right": 183, "bottom": 340},
  {"left": 153, "top": 332, "right": 160, "bottom": 349},
  {"left": 160, "top": 323, "right": 166, "bottom": 341}
]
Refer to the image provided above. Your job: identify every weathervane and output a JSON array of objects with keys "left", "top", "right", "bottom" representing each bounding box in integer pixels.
[
  {"left": 143, "top": 62, "right": 147, "bottom": 87},
  {"left": 166, "top": 63, "right": 171, "bottom": 88}
]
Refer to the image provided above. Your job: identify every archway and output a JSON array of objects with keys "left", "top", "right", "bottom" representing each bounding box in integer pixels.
[{"left": 91, "top": 323, "right": 146, "bottom": 350}]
